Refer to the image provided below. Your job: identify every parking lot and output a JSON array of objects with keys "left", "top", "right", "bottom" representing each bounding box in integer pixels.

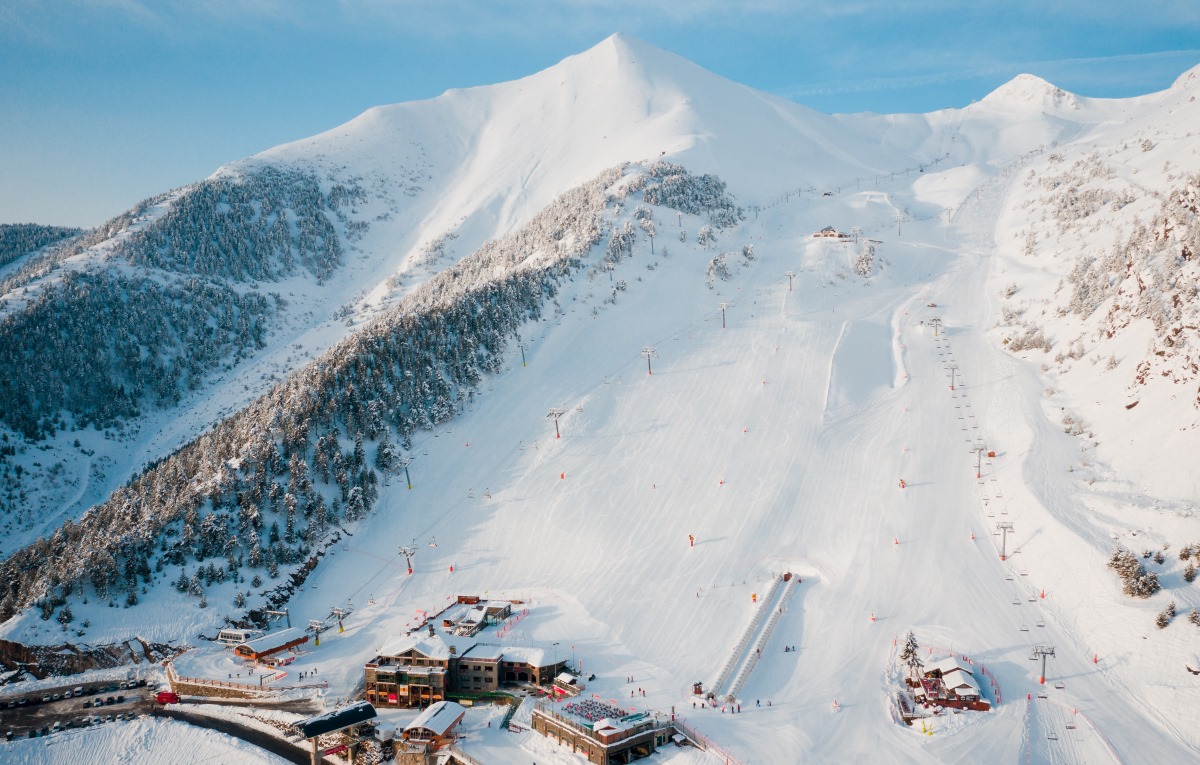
[{"left": 1, "top": 679, "right": 151, "bottom": 741}]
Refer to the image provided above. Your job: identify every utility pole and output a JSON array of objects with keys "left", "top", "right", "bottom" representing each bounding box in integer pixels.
[
  {"left": 547, "top": 408, "right": 566, "bottom": 439},
  {"left": 718, "top": 302, "right": 729, "bottom": 329},
  {"left": 1032, "top": 644, "right": 1055, "bottom": 685},
  {"left": 930, "top": 316, "right": 942, "bottom": 337},
  {"left": 896, "top": 212, "right": 903, "bottom": 237},
  {"left": 399, "top": 457, "right": 413, "bottom": 490},
  {"left": 518, "top": 342, "right": 528, "bottom": 368},
  {"left": 641, "top": 346, "right": 658, "bottom": 375},
  {"left": 785, "top": 271, "right": 795, "bottom": 292},
  {"left": 948, "top": 363, "right": 959, "bottom": 391},
  {"left": 996, "top": 522, "right": 1014, "bottom": 561},
  {"left": 399, "top": 544, "right": 417, "bottom": 576}
]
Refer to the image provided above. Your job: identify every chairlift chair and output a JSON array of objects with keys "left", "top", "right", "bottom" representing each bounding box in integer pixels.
[{"left": 1047, "top": 731, "right": 1058, "bottom": 740}]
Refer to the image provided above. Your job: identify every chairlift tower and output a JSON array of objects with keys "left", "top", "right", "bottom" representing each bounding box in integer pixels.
[
  {"left": 785, "top": 271, "right": 795, "bottom": 292},
  {"left": 948, "top": 363, "right": 959, "bottom": 391},
  {"left": 547, "top": 408, "right": 566, "bottom": 439},
  {"left": 399, "top": 457, "right": 413, "bottom": 490},
  {"left": 930, "top": 316, "right": 943, "bottom": 337},
  {"left": 399, "top": 544, "right": 417, "bottom": 575},
  {"left": 718, "top": 302, "right": 729, "bottom": 329},
  {"left": 1032, "top": 644, "right": 1056, "bottom": 685},
  {"left": 975, "top": 442, "right": 986, "bottom": 479},
  {"left": 264, "top": 609, "right": 291, "bottom": 629},
  {"left": 996, "top": 521, "right": 1014, "bottom": 561},
  {"left": 642, "top": 346, "right": 659, "bottom": 375}
]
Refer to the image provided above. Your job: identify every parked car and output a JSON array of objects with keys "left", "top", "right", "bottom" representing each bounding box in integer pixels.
[
  {"left": 41, "top": 695, "right": 51, "bottom": 704},
  {"left": 72, "top": 686, "right": 83, "bottom": 697},
  {"left": 116, "top": 695, "right": 125, "bottom": 704},
  {"left": 105, "top": 696, "right": 116, "bottom": 705},
  {"left": 82, "top": 699, "right": 91, "bottom": 708},
  {"left": 5, "top": 730, "right": 13, "bottom": 742},
  {"left": 105, "top": 714, "right": 114, "bottom": 723}
]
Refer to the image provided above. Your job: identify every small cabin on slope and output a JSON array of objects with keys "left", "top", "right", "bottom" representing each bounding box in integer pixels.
[
  {"left": 813, "top": 225, "right": 850, "bottom": 240},
  {"left": 234, "top": 627, "right": 309, "bottom": 661}
]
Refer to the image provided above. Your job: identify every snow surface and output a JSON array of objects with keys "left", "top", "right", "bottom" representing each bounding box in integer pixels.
[{"left": 5, "top": 33, "right": 1200, "bottom": 765}]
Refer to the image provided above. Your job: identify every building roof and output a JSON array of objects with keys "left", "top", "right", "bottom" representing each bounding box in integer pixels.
[
  {"left": 943, "top": 672, "right": 982, "bottom": 695},
  {"left": 460, "top": 643, "right": 505, "bottom": 661},
  {"left": 926, "top": 656, "right": 973, "bottom": 678},
  {"left": 499, "top": 645, "right": 549, "bottom": 667},
  {"left": 298, "top": 701, "right": 377, "bottom": 739},
  {"left": 405, "top": 701, "right": 466, "bottom": 737},
  {"left": 378, "top": 632, "right": 454, "bottom": 661},
  {"left": 238, "top": 627, "right": 307, "bottom": 652}
]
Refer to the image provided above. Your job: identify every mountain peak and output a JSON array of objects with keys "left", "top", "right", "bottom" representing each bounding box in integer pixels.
[
  {"left": 1171, "top": 62, "right": 1200, "bottom": 91},
  {"left": 982, "top": 73, "right": 1080, "bottom": 111}
]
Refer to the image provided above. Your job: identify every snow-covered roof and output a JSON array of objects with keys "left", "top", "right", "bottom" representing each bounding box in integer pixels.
[
  {"left": 238, "top": 627, "right": 307, "bottom": 651},
  {"left": 943, "top": 672, "right": 982, "bottom": 695},
  {"left": 460, "top": 643, "right": 504, "bottom": 661},
  {"left": 593, "top": 717, "right": 631, "bottom": 732},
  {"left": 378, "top": 632, "right": 453, "bottom": 660},
  {"left": 405, "top": 700, "right": 466, "bottom": 737},
  {"left": 498, "top": 645, "right": 549, "bottom": 666},
  {"left": 926, "top": 656, "right": 973, "bottom": 678},
  {"left": 555, "top": 671, "right": 576, "bottom": 684}
]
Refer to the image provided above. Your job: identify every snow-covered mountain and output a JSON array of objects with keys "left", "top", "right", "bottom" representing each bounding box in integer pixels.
[{"left": 2, "top": 34, "right": 1199, "bottom": 765}]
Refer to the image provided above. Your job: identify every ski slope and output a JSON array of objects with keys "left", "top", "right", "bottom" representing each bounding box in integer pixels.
[{"left": 6, "top": 35, "right": 1200, "bottom": 765}]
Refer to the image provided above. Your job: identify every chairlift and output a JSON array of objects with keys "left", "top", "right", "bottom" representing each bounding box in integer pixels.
[
  {"left": 1037, "top": 692, "right": 1048, "bottom": 699},
  {"left": 1028, "top": 596, "right": 1037, "bottom": 602},
  {"left": 1047, "top": 731, "right": 1058, "bottom": 741},
  {"left": 1036, "top": 620, "right": 1045, "bottom": 628},
  {"left": 1054, "top": 680, "right": 1065, "bottom": 689},
  {"left": 1020, "top": 624, "right": 1029, "bottom": 632},
  {"left": 1013, "top": 597, "right": 1021, "bottom": 605},
  {"left": 1020, "top": 569, "right": 1029, "bottom": 576},
  {"left": 1005, "top": 575, "right": 1014, "bottom": 581},
  {"left": 1065, "top": 723, "right": 1076, "bottom": 730}
]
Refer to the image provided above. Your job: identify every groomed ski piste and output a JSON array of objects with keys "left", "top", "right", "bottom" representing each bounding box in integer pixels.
[{"left": 3, "top": 35, "right": 1199, "bottom": 765}]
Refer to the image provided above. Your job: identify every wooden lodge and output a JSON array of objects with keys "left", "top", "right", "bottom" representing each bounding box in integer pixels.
[
  {"left": 233, "top": 627, "right": 308, "bottom": 662},
  {"left": 401, "top": 700, "right": 466, "bottom": 748},
  {"left": 913, "top": 656, "right": 990, "bottom": 711}
]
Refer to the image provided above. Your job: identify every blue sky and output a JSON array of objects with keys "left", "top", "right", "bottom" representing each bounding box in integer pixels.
[{"left": 3, "top": 1, "right": 1198, "bottom": 227}]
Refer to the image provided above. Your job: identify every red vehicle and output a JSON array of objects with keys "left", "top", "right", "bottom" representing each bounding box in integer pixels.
[{"left": 155, "top": 692, "right": 180, "bottom": 705}]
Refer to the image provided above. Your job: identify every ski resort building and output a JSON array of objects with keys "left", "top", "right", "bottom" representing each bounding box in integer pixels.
[
  {"left": 233, "top": 627, "right": 309, "bottom": 662},
  {"left": 364, "top": 598, "right": 566, "bottom": 708},
  {"left": 915, "top": 656, "right": 989, "bottom": 710},
  {"left": 812, "top": 225, "right": 850, "bottom": 240},
  {"left": 532, "top": 700, "right": 678, "bottom": 765},
  {"left": 401, "top": 700, "right": 467, "bottom": 748}
]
